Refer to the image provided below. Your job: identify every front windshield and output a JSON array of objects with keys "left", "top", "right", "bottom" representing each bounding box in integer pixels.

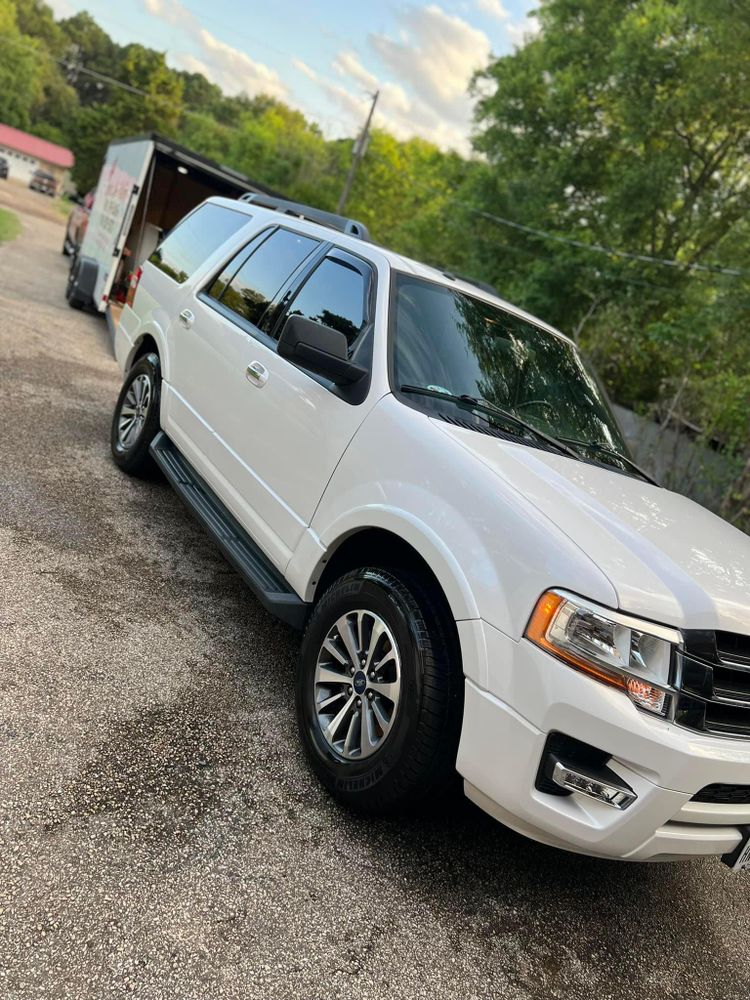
[{"left": 391, "top": 273, "right": 627, "bottom": 454}]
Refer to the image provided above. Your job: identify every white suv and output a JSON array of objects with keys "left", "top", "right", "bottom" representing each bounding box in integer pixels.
[{"left": 111, "top": 194, "right": 750, "bottom": 870}]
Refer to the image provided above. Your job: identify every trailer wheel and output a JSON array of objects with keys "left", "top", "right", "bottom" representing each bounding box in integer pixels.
[
  {"left": 66, "top": 255, "right": 97, "bottom": 310},
  {"left": 66, "top": 258, "right": 85, "bottom": 309}
]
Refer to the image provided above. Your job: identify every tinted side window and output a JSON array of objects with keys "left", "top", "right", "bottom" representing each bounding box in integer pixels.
[
  {"left": 216, "top": 229, "right": 320, "bottom": 329},
  {"left": 207, "top": 229, "right": 270, "bottom": 301},
  {"left": 285, "top": 257, "right": 367, "bottom": 349},
  {"left": 149, "top": 203, "right": 249, "bottom": 284}
]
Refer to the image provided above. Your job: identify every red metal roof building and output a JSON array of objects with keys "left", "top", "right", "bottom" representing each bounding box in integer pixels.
[{"left": 0, "top": 123, "right": 75, "bottom": 194}]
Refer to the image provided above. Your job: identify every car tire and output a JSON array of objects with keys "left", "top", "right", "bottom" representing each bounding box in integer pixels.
[
  {"left": 296, "top": 566, "right": 463, "bottom": 814},
  {"left": 110, "top": 353, "right": 162, "bottom": 477}
]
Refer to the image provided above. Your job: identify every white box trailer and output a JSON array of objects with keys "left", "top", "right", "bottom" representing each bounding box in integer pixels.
[{"left": 65, "top": 133, "right": 278, "bottom": 323}]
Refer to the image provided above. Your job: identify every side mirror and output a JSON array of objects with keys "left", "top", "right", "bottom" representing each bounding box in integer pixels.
[{"left": 278, "top": 314, "right": 367, "bottom": 386}]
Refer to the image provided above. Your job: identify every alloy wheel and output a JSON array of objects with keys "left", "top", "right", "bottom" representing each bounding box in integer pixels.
[
  {"left": 313, "top": 609, "right": 402, "bottom": 760},
  {"left": 117, "top": 373, "right": 152, "bottom": 450}
]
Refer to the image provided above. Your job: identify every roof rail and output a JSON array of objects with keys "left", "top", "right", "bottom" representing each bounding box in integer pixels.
[
  {"left": 442, "top": 270, "right": 500, "bottom": 297},
  {"left": 238, "top": 193, "right": 370, "bottom": 241}
]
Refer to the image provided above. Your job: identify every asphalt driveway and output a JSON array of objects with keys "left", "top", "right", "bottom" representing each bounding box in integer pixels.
[{"left": 1, "top": 184, "right": 748, "bottom": 1000}]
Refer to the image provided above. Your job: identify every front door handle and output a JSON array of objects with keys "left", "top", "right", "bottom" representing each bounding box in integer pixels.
[
  {"left": 246, "top": 361, "right": 269, "bottom": 387},
  {"left": 179, "top": 308, "right": 194, "bottom": 328}
]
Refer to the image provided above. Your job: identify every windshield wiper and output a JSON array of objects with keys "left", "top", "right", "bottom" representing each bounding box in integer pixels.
[
  {"left": 559, "top": 438, "right": 658, "bottom": 485},
  {"left": 399, "top": 385, "right": 582, "bottom": 461}
]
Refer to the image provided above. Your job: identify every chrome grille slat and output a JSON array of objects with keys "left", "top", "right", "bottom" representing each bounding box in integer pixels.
[{"left": 716, "top": 658, "right": 750, "bottom": 674}]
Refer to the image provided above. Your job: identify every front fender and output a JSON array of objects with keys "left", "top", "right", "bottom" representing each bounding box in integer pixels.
[
  {"left": 116, "top": 297, "right": 172, "bottom": 382},
  {"left": 287, "top": 502, "right": 482, "bottom": 624},
  {"left": 292, "top": 396, "right": 616, "bottom": 642}
]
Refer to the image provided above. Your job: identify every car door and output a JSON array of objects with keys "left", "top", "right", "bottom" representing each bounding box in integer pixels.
[
  {"left": 182, "top": 234, "right": 379, "bottom": 569},
  {"left": 164, "top": 225, "right": 323, "bottom": 560}
]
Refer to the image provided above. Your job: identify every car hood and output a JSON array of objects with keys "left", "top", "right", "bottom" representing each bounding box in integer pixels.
[{"left": 434, "top": 421, "right": 750, "bottom": 633}]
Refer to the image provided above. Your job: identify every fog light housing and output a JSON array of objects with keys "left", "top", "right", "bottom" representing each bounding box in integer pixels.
[
  {"left": 551, "top": 760, "right": 637, "bottom": 810},
  {"left": 536, "top": 732, "right": 637, "bottom": 810}
]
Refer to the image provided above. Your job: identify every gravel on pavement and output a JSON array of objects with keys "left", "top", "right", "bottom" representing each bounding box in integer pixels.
[{"left": 1, "top": 183, "right": 748, "bottom": 1000}]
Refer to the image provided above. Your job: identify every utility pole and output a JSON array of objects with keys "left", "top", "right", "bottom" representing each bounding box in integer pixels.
[{"left": 337, "top": 89, "right": 379, "bottom": 215}]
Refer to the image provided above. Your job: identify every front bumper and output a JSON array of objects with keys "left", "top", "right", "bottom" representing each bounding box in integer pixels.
[{"left": 456, "top": 620, "right": 750, "bottom": 862}]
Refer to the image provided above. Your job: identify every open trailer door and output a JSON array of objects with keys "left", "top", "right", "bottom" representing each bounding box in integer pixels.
[
  {"left": 69, "top": 133, "right": 281, "bottom": 319},
  {"left": 78, "top": 137, "right": 155, "bottom": 312}
]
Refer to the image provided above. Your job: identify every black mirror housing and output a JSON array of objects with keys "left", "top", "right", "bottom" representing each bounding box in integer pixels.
[{"left": 278, "top": 314, "right": 367, "bottom": 386}]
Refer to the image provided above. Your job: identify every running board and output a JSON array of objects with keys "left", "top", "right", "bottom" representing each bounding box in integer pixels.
[{"left": 150, "top": 432, "right": 309, "bottom": 629}]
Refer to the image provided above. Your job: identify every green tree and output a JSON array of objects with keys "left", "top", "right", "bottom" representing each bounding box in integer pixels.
[
  {"left": 472, "top": 0, "right": 750, "bottom": 337},
  {"left": 470, "top": 0, "right": 750, "bottom": 461},
  {"left": 0, "top": 0, "right": 43, "bottom": 129},
  {"left": 58, "top": 11, "right": 122, "bottom": 106},
  {"left": 69, "top": 45, "right": 184, "bottom": 189},
  {"left": 226, "top": 100, "right": 332, "bottom": 200},
  {"left": 342, "top": 131, "right": 475, "bottom": 267}
]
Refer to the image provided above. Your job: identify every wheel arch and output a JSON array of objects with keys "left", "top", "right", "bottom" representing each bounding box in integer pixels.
[
  {"left": 129, "top": 333, "right": 160, "bottom": 367},
  {"left": 125, "top": 324, "right": 170, "bottom": 380},
  {"left": 298, "top": 511, "right": 480, "bottom": 626},
  {"left": 315, "top": 528, "right": 449, "bottom": 608}
]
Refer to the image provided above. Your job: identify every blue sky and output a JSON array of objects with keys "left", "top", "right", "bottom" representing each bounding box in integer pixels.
[{"left": 49, "top": 0, "right": 539, "bottom": 153}]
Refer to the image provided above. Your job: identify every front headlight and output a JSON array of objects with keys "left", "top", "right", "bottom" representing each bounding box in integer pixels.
[{"left": 525, "top": 590, "right": 681, "bottom": 717}]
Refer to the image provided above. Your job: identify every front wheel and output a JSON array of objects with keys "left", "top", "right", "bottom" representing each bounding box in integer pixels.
[
  {"left": 110, "top": 353, "right": 161, "bottom": 476},
  {"left": 296, "top": 567, "right": 463, "bottom": 814}
]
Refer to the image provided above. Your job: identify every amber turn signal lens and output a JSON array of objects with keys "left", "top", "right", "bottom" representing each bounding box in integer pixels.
[
  {"left": 525, "top": 591, "right": 565, "bottom": 643},
  {"left": 525, "top": 590, "right": 627, "bottom": 691}
]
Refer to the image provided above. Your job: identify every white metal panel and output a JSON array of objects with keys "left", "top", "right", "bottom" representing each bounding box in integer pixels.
[
  {"left": 79, "top": 138, "right": 154, "bottom": 311},
  {"left": 433, "top": 420, "right": 750, "bottom": 633},
  {"left": 171, "top": 260, "right": 391, "bottom": 565},
  {"left": 301, "top": 394, "right": 617, "bottom": 634}
]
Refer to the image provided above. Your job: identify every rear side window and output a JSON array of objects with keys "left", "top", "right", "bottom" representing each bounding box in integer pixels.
[
  {"left": 284, "top": 257, "right": 368, "bottom": 349},
  {"left": 149, "top": 203, "right": 249, "bottom": 284},
  {"left": 210, "top": 228, "right": 320, "bottom": 329}
]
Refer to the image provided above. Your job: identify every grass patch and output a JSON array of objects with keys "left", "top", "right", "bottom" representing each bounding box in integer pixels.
[
  {"left": 56, "top": 196, "right": 75, "bottom": 218},
  {"left": 0, "top": 207, "right": 21, "bottom": 243}
]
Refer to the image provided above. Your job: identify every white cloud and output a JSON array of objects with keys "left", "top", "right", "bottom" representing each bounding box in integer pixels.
[
  {"left": 47, "top": 0, "right": 74, "bottom": 16},
  {"left": 292, "top": 58, "right": 318, "bottom": 82},
  {"left": 476, "top": 0, "right": 510, "bottom": 20},
  {"left": 144, "top": 0, "right": 287, "bottom": 100},
  {"left": 145, "top": 0, "right": 490, "bottom": 153},
  {"left": 506, "top": 13, "right": 541, "bottom": 47},
  {"left": 333, "top": 51, "right": 378, "bottom": 92},
  {"left": 370, "top": 5, "right": 490, "bottom": 118},
  {"left": 309, "top": 4, "right": 490, "bottom": 152}
]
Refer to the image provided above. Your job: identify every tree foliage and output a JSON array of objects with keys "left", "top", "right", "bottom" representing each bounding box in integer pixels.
[
  {"left": 470, "top": 0, "right": 750, "bottom": 516},
  {"left": 3, "top": 0, "right": 750, "bottom": 521}
]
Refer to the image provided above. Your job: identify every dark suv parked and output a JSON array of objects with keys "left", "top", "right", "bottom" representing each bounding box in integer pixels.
[{"left": 29, "top": 169, "right": 56, "bottom": 196}]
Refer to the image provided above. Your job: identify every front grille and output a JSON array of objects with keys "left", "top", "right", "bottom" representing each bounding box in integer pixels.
[
  {"left": 692, "top": 783, "right": 750, "bottom": 804},
  {"left": 675, "top": 631, "right": 750, "bottom": 739}
]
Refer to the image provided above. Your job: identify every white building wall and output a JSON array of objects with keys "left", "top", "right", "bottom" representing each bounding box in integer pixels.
[{"left": 0, "top": 145, "right": 40, "bottom": 184}]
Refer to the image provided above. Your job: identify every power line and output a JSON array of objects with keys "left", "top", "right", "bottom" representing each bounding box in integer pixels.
[
  {"left": 0, "top": 34, "right": 350, "bottom": 137},
  {"left": 468, "top": 207, "right": 746, "bottom": 278},
  {"left": 465, "top": 230, "right": 694, "bottom": 297},
  {"left": 2, "top": 33, "right": 747, "bottom": 280},
  {"left": 364, "top": 151, "right": 748, "bottom": 281}
]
